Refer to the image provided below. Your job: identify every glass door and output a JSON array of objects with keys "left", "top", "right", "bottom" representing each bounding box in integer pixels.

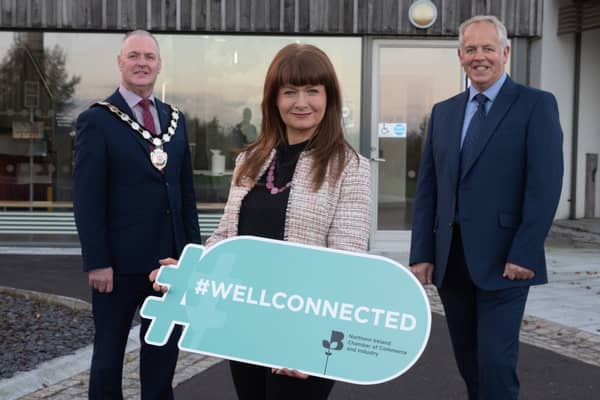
[{"left": 369, "top": 40, "right": 464, "bottom": 251}]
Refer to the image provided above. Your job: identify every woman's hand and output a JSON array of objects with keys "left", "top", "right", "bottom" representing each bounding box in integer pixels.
[
  {"left": 271, "top": 368, "right": 309, "bottom": 379},
  {"left": 148, "top": 257, "right": 178, "bottom": 293}
]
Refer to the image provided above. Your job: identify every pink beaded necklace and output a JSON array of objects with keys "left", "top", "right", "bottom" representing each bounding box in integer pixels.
[{"left": 265, "top": 153, "right": 292, "bottom": 195}]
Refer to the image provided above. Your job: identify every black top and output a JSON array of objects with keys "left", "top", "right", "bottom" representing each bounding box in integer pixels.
[{"left": 238, "top": 140, "right": 308, "bottom": 240}]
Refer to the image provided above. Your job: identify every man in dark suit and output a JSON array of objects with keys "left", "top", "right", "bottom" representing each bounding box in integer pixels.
[
  {"left": 74, "top": 30, "right": 201, "bottom": 399},
  {"left": 409, "top": 15, "right": 563, "bottom": 400}
]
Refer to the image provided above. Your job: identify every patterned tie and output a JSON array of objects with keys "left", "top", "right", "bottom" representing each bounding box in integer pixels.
[
  {"left": 138, "top": 98, "right": 157, "bottom": 135},
  {"left": 460, "top": 93, "right": 487, "bottom": 175}
]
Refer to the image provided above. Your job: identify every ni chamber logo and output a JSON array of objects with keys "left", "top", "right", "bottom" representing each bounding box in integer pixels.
[{"left": 322, "top": 330, "right": 344, "bottom": 374}]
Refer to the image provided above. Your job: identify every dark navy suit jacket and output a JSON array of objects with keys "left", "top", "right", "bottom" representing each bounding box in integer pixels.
[
  {"left": 74, "top": 90, "right": 201, "bottom": 274},
  {"left": 409, "top": 77, "right": 563, "bottom": 290}
]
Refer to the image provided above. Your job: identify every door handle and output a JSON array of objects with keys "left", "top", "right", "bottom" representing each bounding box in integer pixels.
[{"left": 370, "top": 157, "right": 386, "bottom": 163}]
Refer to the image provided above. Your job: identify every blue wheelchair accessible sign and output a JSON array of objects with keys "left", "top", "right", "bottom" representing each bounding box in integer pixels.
[
  {"left": 378, "top": 122, "right": 407, "bottom": 138},
  {"left": 140, "top": 236, "right": 431, "bottom": 384}
]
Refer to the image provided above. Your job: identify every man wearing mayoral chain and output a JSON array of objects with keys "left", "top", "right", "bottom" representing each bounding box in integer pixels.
[{"left": 73, "top": 29, "right": 201, "bottom": 399}]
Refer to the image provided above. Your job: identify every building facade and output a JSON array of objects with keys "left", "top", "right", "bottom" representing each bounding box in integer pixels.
[{"left": 0, "top": 0, "right": 597, "bottom": 250}]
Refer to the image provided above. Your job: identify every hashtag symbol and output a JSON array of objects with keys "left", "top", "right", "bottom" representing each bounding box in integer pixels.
[
  {"left": 140, "top": 245, "right": 205, "bottom": 346},
  {"left": 195, "top": 278, "right": 210, "bottom": 295}
]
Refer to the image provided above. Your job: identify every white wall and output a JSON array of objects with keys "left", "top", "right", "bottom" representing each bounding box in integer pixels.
[
  {"left": 530, "top": 0, "right": 575, "bottom": 219},
  {"left": 578, "top": 29, "right": 600, "bottom": 217}
]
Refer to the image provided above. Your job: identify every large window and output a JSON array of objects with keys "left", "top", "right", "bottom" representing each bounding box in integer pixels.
[{"left": 0, "top": 32, "right": 361, "bottom": 209}]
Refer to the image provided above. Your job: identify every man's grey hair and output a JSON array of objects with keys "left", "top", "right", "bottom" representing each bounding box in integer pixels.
[
  {"left": 458, "top": 15, "right": 508, "bottom": 50},
  {"left": 121, "top": 29, "right": 160, "bottom": 55}
]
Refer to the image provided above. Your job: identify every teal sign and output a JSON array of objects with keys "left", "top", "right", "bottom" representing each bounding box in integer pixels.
[{"left": 140, "top": 236, "right": 431, "bottom": 384}]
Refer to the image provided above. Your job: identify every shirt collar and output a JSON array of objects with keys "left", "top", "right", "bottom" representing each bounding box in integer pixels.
[
  {"left": 468, "top": 72, "right": 507, "bottom": 103},
  {"left": 118, "top": 85, "right": 156, "bottom": 110}
]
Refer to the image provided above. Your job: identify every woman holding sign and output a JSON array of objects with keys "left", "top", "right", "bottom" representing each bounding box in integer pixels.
[
  {"left": 151, "top": 43, "right": 370, "bottom": 399},
  {"left": 210, "top": 43, "right": 370, "bottom": 399}
]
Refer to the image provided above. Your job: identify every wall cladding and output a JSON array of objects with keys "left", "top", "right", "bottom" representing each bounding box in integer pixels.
[
  {"left": 558, "top": 0, "right": 600, "bottom": 35},
  {"left": 0, "top": 0, "right": 542, "bottom": 37}
]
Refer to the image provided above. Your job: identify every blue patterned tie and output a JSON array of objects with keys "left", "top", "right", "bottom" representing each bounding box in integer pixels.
[{"left": 460, "top": 93, "right": 487, "bottom": 175}]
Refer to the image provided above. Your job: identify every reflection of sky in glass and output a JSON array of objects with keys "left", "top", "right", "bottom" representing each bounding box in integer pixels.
[
  {"left": 156, "top": 36, "right": 360, "bottom": 121},
  {"left": 44, "top": 32, "right": 122, "bottom": 102},
  {"left": 154, "top": 35, "right": 362, "bottom": 145},
  {"left": 0, "top": 32, "right": 361, "bottom": 146},
  {"left": 379, "top": 42, "right": 511, "bottom": 130},
  {"left": 380, "top": 46, "right": 462, "bottom": 130}
]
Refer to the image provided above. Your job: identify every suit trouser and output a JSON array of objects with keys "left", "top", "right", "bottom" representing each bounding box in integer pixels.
[
  {"left": 229, "top": 361, "right": 335, "bottom": 400},
  {"left": 89, "top": 274, "right": 182, "bottom": 400},
  {"left": 438, "top": 226, "right": 529, "bottom": 400}
]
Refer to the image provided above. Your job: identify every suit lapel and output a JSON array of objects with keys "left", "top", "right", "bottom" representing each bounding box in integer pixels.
[
  {"left": 106, "top": 90, "right": 152, "bottom": 156},
  {"left": 447, "top": 91, "right": 469, "bottom": 189},
  {"left": 155, "top": 98, "right": 170, "bottom": 135},
  {"left": 155, "top": 98, "right": 174, "bottom": 154},
  {"left": 155, "top": 98, "right": 180, "bottom": 177},
  {"left": 107, "top": 90, "right": 135, "bottom": 119},
  {"left": 107, "top": 90, "right": 167, "bottom": 176},
  {"left": 461, "top": 78, "right": 520, "bottom": 180}
]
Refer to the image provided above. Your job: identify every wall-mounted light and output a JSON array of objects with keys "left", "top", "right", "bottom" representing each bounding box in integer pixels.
[{"left": 408, "top": 0, "right": 438, "bottom": 30}]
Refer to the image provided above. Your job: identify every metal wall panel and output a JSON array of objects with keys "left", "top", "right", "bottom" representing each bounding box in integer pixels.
[{"left": 559, "top": 0, "right": 600, "bottom": 34}]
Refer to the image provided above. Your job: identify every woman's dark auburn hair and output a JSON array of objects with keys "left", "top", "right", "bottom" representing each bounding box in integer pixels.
[{"left": 234, "top": 43, "right": 356, "bottom": 190}]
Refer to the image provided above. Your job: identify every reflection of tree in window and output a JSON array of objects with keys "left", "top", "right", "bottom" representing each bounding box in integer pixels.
[
  {"left": 0, "top": 34, "right": 80, "bottom": 113},
  {"left": 0, "top": 32, "right": 80, "bottom": 202}
]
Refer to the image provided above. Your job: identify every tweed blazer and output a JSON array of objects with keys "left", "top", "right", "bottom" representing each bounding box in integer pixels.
[{"left": 206, "top": 147, "right": 371, "bottom": 253}]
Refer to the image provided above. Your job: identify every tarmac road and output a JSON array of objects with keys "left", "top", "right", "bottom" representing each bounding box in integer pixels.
[
  {"left": 174, "top": 315, "right": 599, "bottom": 400},
  {"left": 1, "top": 252, "right": 599, "bottom": 399}
]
